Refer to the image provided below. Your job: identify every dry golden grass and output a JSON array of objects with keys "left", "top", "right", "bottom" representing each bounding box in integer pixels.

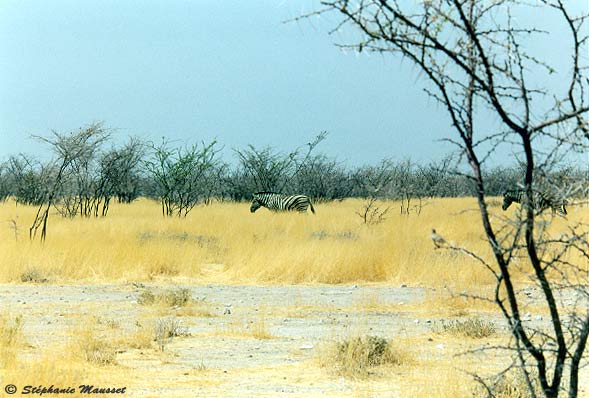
[
  {"left": 0, "top": 314, "right": 24, "bottom": 369},
  {"left": 1, "top": 358, "right": 89, "bottom": 391},
  {"left": 0, "top": 316, "right": 118, "bottom": 390},
  {"left": 0, "top": 198, "right": 589, "bottom": 397},
  {"left": 0, "top": 197, "right": 586, "bottom": 287},
  {"left": 73, "top": 326, "right": 118, "bottom": 366},
  {"left": 432, "top": 317, "right": 496, "bottom": 339},
  {"left": 322, "top": 335, "right": 413, "bottom": 379},
  {"left": 214, "top": 313, "right": 274, "bottom": 340}
]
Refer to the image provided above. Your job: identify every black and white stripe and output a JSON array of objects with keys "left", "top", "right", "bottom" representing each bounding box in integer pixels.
[
  {"left": 502, "top": 189, "right": 567, "bottom": 216},
  {"left": 250, "top": 192, "right": 315, "bottom": 214}
]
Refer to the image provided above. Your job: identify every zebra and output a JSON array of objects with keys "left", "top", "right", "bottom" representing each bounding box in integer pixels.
[
  {"left": 250, "top": 192, "right": 315, "bottom": 214},
  {"left": 502, "top": 189, "right": 567, "bottom": 216}
]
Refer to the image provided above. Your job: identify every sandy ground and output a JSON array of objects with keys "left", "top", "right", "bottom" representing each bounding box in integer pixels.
[{"left": 1, "top": 282, "right": 586, "bottom": 397}]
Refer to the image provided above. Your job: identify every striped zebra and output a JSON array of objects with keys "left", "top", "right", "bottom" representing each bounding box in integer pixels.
[
  {"left": 250, "top": 192, "right": 315, "bottom": 214},
  {"left": 502, "top": 189, "right": 567, "bottom": 216}
]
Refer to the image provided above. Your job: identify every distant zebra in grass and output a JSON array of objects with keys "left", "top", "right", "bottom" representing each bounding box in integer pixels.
[
  {"left": 250, "top": 192, "right": 315, "bottom": 214},
  {"left": 502, "top": 188, "right": 567, "bottom": 216}
]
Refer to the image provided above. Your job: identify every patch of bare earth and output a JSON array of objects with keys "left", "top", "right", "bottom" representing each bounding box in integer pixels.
[{"left": 1, "top": 283, "right": 587, "bottom": 397}]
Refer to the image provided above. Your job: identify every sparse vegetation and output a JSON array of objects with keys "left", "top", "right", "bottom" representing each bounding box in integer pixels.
[
  {"left": 154, "top": 317, "right": 188, "bottom": 351},
  {"left": 19, "top": 267, "right": 48, "bottom": 283},
  {"left": 432, "top": 317, "right": 497, "bottom": 339},
  {"left": 0, "top": 162, "right": 585, "bottom": 397},
  {"left": 0, "top": 198, "right": 585, "bottom": 286},
  {"left": 74, "top": 327, "right": 117, "bottom": 366},
  {"left": 119, "top": 322, "right": 154, "bottom": 350},
  {"left": 138, "top": 288, "right": 192, "bottom": 307},
  {"left": 327, "top": 335, "right": 410, "bottom": 378},
  {"left": 0, "top": 315, "right": 24, "bottom": 368},
  {"left": 216, "top": 315, "right": 274, "bottom": 340},
  {"left": 473, "top": 368, "right": 542, "bottom": 398}
]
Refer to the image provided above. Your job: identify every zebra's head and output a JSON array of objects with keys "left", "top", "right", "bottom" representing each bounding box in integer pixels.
[
  {"left": 502, "top": 197, "right": 512, "bottom": 211},
  {"left": 502, "top": 190, "right": 517, "bottom": 211},
  {"left": 250, "top": 194, "right": 262, "bottom": 213}
]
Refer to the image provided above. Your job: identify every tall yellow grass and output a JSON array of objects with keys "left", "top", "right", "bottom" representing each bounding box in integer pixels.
[{"left": 0, "top": 197, "right": 585, "bottom": 287}]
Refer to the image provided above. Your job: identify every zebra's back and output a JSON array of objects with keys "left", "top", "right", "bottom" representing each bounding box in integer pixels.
[
  {"left": 502, "top": 189, "right": 567, "bottom": 216},
  {"left": 251, "top": 192, "right": 315, "bottom": 214}
]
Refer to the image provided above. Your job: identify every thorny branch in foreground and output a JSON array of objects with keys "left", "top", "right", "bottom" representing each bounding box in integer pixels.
[{"left": 305, "top": 1, "right": 588, "bottom": 396}]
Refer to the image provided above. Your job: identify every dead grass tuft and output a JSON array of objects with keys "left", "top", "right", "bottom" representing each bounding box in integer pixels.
[
  {"left": 432, "top": 317, "right": 497, "bottom": 339},
  {"left": 0, "top": 314, "right": 24, "bottom": 368},
  {"left": 20, "top": 267, "right": 48, "bottom": 283},
  {"left": 137, "top": 288, "right": 213, "bottom": 317},
  {"left": 154, "top": 317, "right": 189, "bottom": 351},
  {"left": 138, "top": 287, "right": 192, "bottom": 307},
  {"left": 327, "top": 335, "right": 411, "bottom": 378},
  {"left": 473, "top": 368, "right": 542, "bottom": 398},
  {"left": 75, "top": 328, "right": 117, "bottom": 366}
]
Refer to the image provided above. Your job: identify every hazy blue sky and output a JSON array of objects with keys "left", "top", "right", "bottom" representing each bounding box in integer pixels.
[{"left": 0, "top": 1, "right": 583, "bottom": 166}]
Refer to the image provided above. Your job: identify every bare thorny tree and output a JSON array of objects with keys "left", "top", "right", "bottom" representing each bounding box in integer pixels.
[
  {"left": 352, "top": 159, "right": 395, "bottom": 223},
  {"left": 303, "top": 1, "right": 588, "bottom": 397},
  {"left": 30, "top": 123, "right": 110, "bottom": 241},
  {"left": 233, "top": 131, "right": 328, "bottom": 195}
]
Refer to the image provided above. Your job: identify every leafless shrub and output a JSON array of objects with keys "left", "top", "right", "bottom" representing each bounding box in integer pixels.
[
  {"left": 154, "top": 317, "right": 188, "bottom": 351},
  {"left": 356, "top": 196, "right": 391, "bottom": 225}
]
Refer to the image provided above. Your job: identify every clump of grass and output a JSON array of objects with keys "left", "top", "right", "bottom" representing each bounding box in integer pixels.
[
  {"left": 329, "top": 335, "right": 409, "bottom": 378},
  {"left": 0, "top": 315, "right": 23, "bottom": 347},
  {"left": 473, "top": 368, "right": 541, "bottom": 398},
  {"left": 138, "top": 288, "right": 213, "bottom": 318},
  {"left": 154, "top": 317, "right": 188, "bottom": 351},
  {"left": 0, "top": 315, "right": 24, "bottom": 368},
  {"left": 20, "top": 267, "right": 48, "bottom": 283},
  {"left": 128, "top": 326, "right": 154, "bottom": 350},
  {"left": 138, "top": 288, "right": 192, "bottom": 307},
  {"left": 432, "top": 317, "right": 496, "bottom": 339},
  {"left": 250, "top": 316, "right": 272, "bottom": 339},
  {"left": 191, "top": 360, "right": 207, "bottom": 373},
  {"left": 148, "top": 262, "right": 179, "bottom": 277},
  {"left": 175, "top": 297, "right": 213, "bottom": 317},
  {"left": 75, "top": 328, "right": 117, "bottom": 366},
  {"left": 137, "top": 289, "right": 157, "bottom": 305},
  {"left": 114, "top": 322, "right": 153, "bottom": 351}
]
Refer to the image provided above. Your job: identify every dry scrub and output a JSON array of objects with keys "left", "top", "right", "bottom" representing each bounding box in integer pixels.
[
  {"left": 0, "top": 314, "right": 24, "bottom": 369},
  {"left": 432, "top": 317, "right": 496, "bottom": 339},
  {"left": 0, "top": 198, "right": 585, "bottom": 287},
  {"left": 137, "top": 287, "right": 213, "bottom": 317},
  {"left": 321, "top": 335, "right": 412, "bottom": 379}
]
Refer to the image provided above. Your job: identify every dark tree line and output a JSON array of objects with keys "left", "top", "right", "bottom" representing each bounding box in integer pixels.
[{"left": 1, "top": 129, "right": 586, "bottom": 215}]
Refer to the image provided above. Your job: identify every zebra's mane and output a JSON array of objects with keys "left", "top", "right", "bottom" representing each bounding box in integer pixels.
[{"left": 254, "top": 191, "right": 281, "bottom": 195}]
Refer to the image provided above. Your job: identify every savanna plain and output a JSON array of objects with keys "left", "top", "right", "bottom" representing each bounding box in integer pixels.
[{"left": 0, "top": 198, "right": 587, "bottom": 397}]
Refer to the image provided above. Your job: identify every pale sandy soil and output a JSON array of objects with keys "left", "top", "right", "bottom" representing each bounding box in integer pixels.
[{"left": 1, "top": 282, "right": 586, "bottom": 397}]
